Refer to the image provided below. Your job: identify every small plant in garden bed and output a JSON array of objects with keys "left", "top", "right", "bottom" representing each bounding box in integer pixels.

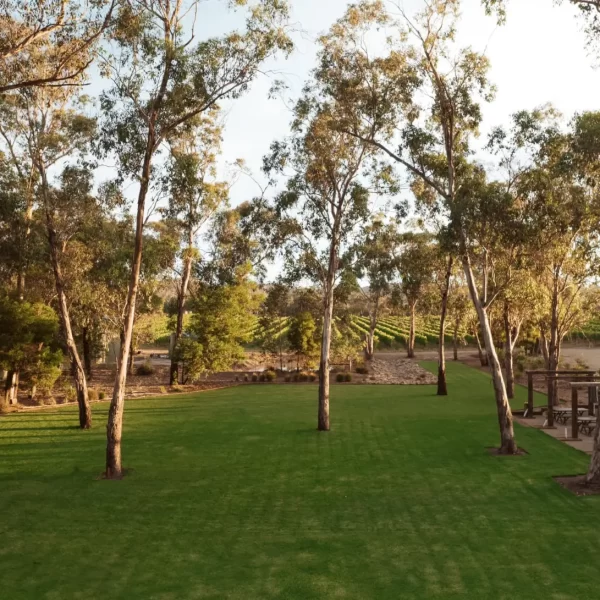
[{"left": 136, "top": 360, "right": 155, "bottom": 376}]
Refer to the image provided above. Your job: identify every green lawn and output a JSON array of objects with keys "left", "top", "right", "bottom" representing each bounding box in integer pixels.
[{"left": 1, "top": 362, "right": 599, "bottom": 599}]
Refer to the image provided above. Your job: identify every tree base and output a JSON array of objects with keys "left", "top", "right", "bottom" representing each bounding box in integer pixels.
[
  {"left": 486, "top": 446, "right": 527, "bottom": 456},
  {"left": 554, "top": 474, "right": 600, "bottom": 496}
]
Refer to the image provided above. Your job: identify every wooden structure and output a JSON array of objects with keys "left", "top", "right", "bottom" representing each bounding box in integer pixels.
[
  {"left": 570, "top": 382, "right": 600, "bottom": 439},
  {"left": 525, "top": 370, "right": 596, "bottom": 426}
]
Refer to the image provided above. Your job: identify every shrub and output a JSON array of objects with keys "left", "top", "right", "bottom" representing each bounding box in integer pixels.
[
  {"left": 88, "top": 389, "right": 99, "bottom": 402},
  {"left": 265, "top": 370, "right": 277, "bottom": 382},
  {"left": 336, "top": 373, "right": 345, "bottom": 383},
  {"left": 355, "top": 366, "right": 368, "bottom": 375},
  {"left": 135, "top": 360, "right": 155, "bottom": 376},
  {"left": 345, "top": 373, "right": 352, "bottom": 383},
  {"left": 575, "top": 357, "right": 591, "bottom": 371},
  {"left": 309, "top": 373, "right": 317, "bottom": 382},
  {"left": 293, "top": 373, "right": 300, "bottom": 382},
  {"left": 284, "top": 375, "right": 291, "bottom": 382},
  {"left": 527, "top": 356, "right": 545, "bottom": 370},
  {"left": 244, "top": 374, "right": 249, "bottom": 382},
  {"left": 43, "top": 396, "right": 56, "bottom": 406},
  {"left": 98, "top": 391, "right": 106, "bottom": 400},
  {"left": 251, "top": 373, "right": 258, "bottom": 382},
  {"left": 63, "top": 385, "right": 76, "bottom": 403},
  {"left": 159, "top": 386, "right": 167, "bottom": 394},
  {"left": 259, "top": 373, "right": 266, "bottom": 382}
]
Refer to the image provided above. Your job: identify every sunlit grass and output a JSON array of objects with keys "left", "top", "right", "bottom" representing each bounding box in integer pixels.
[{"left": 1, "top": 362, "right": 598, "bottom": 599}]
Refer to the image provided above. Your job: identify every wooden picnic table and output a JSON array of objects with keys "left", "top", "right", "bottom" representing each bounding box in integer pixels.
[
  {"left": 553, "top": 406, "right": 587, "bottom": 424},
  {"left": 570, "top": 382, "right": 600, "bottom": 438},
  {"left": 578, "top": 416, "right": 597, "bottom": 436},
  {"left": 525, "top": 370, "right": 596, "bottom": 424}
]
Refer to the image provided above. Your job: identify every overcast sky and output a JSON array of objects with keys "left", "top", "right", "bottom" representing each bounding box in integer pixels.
[{"left": 198, "top": 0, "right": 600, "bottom": 206}]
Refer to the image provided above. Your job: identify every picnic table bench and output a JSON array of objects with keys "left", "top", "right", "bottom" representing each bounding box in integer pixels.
[
  {"left": 578, "top": 416, "right": 597, "bottom": 436},
  {"left": 570, "top": 382, "right": 600, "bottom": 438},
  {"left": 553, "top": 406, "right": 587, "bottom": 424}
]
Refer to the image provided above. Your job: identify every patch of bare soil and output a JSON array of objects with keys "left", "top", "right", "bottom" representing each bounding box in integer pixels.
[
  {"left": 486, "top": 447, "right": 529, "bottom": 456},
  {"left": 368, "top": 357, "right": 437, "bottom": 385},
  {"left": 554, "top": 474, "right": 600, "bottom": 496}
]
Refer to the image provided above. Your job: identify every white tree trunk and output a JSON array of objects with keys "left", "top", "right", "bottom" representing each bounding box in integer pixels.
[{"left": 462, "top": 256, "right": 518, "bottom": 454}]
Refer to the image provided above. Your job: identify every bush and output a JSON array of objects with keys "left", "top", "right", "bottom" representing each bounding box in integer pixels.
[
  {"left": 259, "top": 373, "right": 266, "bottom": 382},
  {"left": 63, "top": 385, "right": 76, "bottom": 403},
  {"left": 336, "top": 373, "right": 345, "bottom": 383},
  {"left": 43, "top": 396, "right": 56, "bottom": 406},
  {"left": 345, "top": 373, "right": 352, "bottom": 382},
  {"left": 265, "top": 370, "right": 277, "bottom": 382},
  {"left": 355, "top": 366, "right": 368, "bottom": 375},
  {"left": 159, "top": 386, "right": 167, "bottom": 394},
  {"left": 244, "top": 374, "right": 249, "bottom": 382},
  {"left": 293, "top": 373, "right": 299, "bottom": 382},
  {"left": 98, "top": 391, "right": 106, "bottom": 400},
  {"left": 284, "top": 375, "right": 291, "bottom": 382},
  {"left": 309, "top": 373, "right": 317, "bottom": 382},
  {"left": 136, "top": 360, "right": 155, "bottom": 376},
  {"left": 575, "top": 357, "right": 591, "bottom": 371},
  {"left": 88, "top": 389, "right": 98, "bottom": 402},
  {"left": 251, "top": 373, "right": 258, "bottom": 382}
]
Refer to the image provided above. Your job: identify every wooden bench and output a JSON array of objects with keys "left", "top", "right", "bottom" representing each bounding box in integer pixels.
[{"left": 578, "top": 415, "right": 597, "bottom": 436}]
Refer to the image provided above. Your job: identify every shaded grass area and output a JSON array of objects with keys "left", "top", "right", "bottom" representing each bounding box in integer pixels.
[{"left": 1, "top": 362, "right": 599, "bottom": 599}]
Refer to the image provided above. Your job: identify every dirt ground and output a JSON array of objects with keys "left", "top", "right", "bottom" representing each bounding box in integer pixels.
[{"left": 10, "top": 344, "right": 599, "bottom": 410}]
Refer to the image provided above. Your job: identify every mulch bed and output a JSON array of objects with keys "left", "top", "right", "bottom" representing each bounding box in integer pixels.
[
  {"left": 486, "top": 447, "right": 529, "bottom": 456},
  {"left": 554, "top": 474, "right": 600, "bottom": 496}
]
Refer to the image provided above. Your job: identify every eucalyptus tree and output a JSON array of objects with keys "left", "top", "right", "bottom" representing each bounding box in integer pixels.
[
  {"left": 259, "top": 283, "right": 291, "bottom": 370},
  {"left": 162, "top": 108, "right": 228, "bottom": 384},
  {"left": 428, "top": 245, "right": 456, "bottom": 395},
  {"left": 351, "top": 217, "right": 402, "bottom": 361},
  {"left": 263, "top": 2, "right": 409, "bottom": 432},
  {"left": 336, "top": 0, "right": 526, "bottom": 452},
  {"left": 0, "top": 79, "right": 97, "bottom": 428},
  {"left": 491, "top": 109, "right": 600, "bottom": 402},
  {"left": 0, "top": 0, "right": 116, "bottom": 93},
  {"left": 483, "top": 0, "right": 600, "bottom": 39},
  {"left": 398, "top": 233, "right": 436, "bottom": 360},
  {"left": 447, "top": 283, "right": 472, "bottom": 361},
  {"left": 97, "top": 0, "right": 291, "bottom": 478}
]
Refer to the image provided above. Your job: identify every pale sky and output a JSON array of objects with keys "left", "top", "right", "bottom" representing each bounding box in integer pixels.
[{"left": 204, "top": 0, "right": 600, "bottom": 206}]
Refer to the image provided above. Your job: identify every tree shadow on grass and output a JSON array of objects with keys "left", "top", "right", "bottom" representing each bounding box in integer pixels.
[{"left": 0, "top": 425, "right": 85, "bottom": 432}]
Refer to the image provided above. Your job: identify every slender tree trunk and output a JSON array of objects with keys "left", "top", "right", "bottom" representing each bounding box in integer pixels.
[
  {"left": 503, "top": 301, "right": 515, "bottom": 400},
  {"left": 318, "top": 239, "right": 338, "bottom": 432},
  {"left": 16, "top": 194, "right": 34, "bottom": 300},
  {"left": 407, "top": 303, "right": 416, "bottom": 358},
  {"left": 82, "top": 326, "right": 92, "bottom": 380},
  {"left": 437, "top": 256, "right": 453, "bottom": 396},
  {"left": 453, "top": 320, "right": 459, "bottom": 361},
  {"left": 105, "top": 142, "right": 153, "bottom": 479},
  {"left": 170, "top": 232, "right": 194, "bottom": 385},
  {"left": 42, "top": 173, "right": 91, "bottom": 430},
  {"left": 549, "top": 273, "right": 560, "bottom": 406},
  {"left": 4, "top": 370, "right": 18, "bottom": 406},
  {"left": 462, "top": 255, "right": 517, "bottom": 454},
  {"left": 128, "top": 341, "right": 135, "bottom": 376},
  {"left": 586, "top": 418, "right": 600, "bottom": 484},
  {"left": 475, "top": 330, "right": 488, "bottom": 367},
  {"left": 540, "top": 330, "right": 550, "bottom": 368},
  {"left": 366, "top": 313, "right": 376, "bottom": 361}
]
